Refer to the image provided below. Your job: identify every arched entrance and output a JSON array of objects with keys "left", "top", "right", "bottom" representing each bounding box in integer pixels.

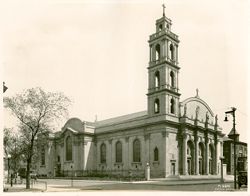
[
  {"left": 198, "top": 142, "right": 205, "bottom": 175},
  {"left": 209, "top": 144, "right": 215, "bottom": 174},
  {"left": 187, "top": 140, "right": 195, "bottom": 175}
]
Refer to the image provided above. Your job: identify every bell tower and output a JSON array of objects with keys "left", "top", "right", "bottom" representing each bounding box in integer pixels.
[{"left": 147, "top": 5, "right": 181, "bottom": 119}]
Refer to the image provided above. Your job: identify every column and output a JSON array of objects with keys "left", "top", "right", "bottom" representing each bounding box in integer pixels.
[
  {"left": 162, "top": 131, "right": 168, "bottom": 177},
  {"left": 214, "top": 141, "right": 218, "bottom": 175},
  {"left": 162, "top": 39, "right": 166, "bottom": 59},
  {"left": 109, "top": 139, "right": 113, "bottom": 171},
  {"left": 166, "top": 39, "right": 169, "bottom": 59},
  {"left": 205, "top": 139, "right": 209, "bottom": 175},
  {"left": 144, "top": 134, "right": 150, "bottom": 164},
  {"left": 175, "top": 44, "right": 178, "bottom": 63},
  {"left": 182, "top": 134, "right": 187, "bottom": 175},
  {"left": 195, "top": 138, "right": 199, "bottom": 175},
  {"left": 125, "top": 137, "right": 130, "bottom": 171}
]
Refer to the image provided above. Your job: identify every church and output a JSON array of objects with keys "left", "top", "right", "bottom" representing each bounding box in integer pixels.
[{"left": 37, "top": 6, "right": 225, "bottom": 179}]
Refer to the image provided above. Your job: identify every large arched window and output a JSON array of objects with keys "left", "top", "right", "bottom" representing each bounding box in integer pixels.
[
  {"left": 100, "top": 143, "right": 106, "bottom": 163},
  {"left": 154, "top": 71, "right": 160, "bottom": 88},
  {"left": 155, "top": 44, "right": 161, "bottom": 60},
  {"left": 116, "top": 141, "right": 122, "bottom": 163},
  {"left": 133, "top": 139, "right": 141, "bottom": 162},
  {"left": 65, "top": 136, "right": 72, "bottom": 161},
  {"left": 154, "top": 98, "right": 160, "bottom": 114},
  {"left": 154, "top": 147, "right": 159, "bottom": 161},
  {"left": 170, "top": 98, "right": 175, "bottom": 114},
  {"left": 170, "top": 71, "right": 175, "bottom": 87},
  {"left": 41, "top": 147, "right": 45, "bottom": 165},
  {"left": 170, "top": 44, "right": 175, "bottom": 60}
]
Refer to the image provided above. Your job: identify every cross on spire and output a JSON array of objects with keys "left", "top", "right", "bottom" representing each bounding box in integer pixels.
[
  {"left": 196, "top": 88, "right": 199, "bottom": 98},
  {"left": 162, "top": 4, "right": 166, "bottom": 16}
]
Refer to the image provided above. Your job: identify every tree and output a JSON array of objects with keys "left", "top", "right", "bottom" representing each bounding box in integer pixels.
[
  {"left": 4, "top": 128, "right": 23, "bottom": 183},
  {"left": 4, "top": 87, "right": 71, "bottom": 189}
]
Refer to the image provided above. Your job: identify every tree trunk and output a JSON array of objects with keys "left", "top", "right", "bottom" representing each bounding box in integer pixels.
[{"left": 26, "top": 157, "right": 31, "bottom": 189}]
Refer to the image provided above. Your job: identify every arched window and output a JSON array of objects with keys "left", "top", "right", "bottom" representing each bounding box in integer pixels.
[
  {"left": 170, "top": 98, "right": 175, "bottom": 114},
  {"left": 154, "top": 98, "right": 160, "bottom": 114},
  {"left": 159, "top": 24, "right": 163, "bottom": 31},
  {"left": 154, "top": 147, "right": 159, "bottom": 161},
  {"left": 209, "top": 145, "right": 212, "bottom": 158},
  {"left": 100, "top": 143, "right": 106, "bottom": 163},
  {"left": 41, "top": 147, "right": 45, "bottom": 165},
  {"left": 133, "top": 139, "right": 141, "bottom": 162},
  {"left": 155, "top": 44, "right": 161, "bottom": 60},
  {"left": 65, "top": 136, "right": 72, "bottom": 161},
  {"left": 170, "top": 44, "right": 175, "bottom": 60},
  {"left": 154, "top": 71, "right": 160, "bottom": 88},
  {"left": 170, "top": 71, "right": 175, "bottom": 87},
  {"left": 116, "top": 141, "right": 122, "bottom": 163}
]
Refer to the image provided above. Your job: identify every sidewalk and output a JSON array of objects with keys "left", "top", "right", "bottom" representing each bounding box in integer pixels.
[
  {"left": 132, "top": 175, "right": 234, "bottom": 186},
  {"left": 3, "top": 175, "right": 235, "bottom": 192}
]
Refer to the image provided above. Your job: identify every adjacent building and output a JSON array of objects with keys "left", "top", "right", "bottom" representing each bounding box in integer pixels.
[{"left": 223, "top": 129, "right": 247, "bottom": 175}]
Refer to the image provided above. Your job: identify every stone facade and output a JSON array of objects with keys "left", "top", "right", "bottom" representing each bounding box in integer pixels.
[
  {"left": 37, "top": 10, "right": 225, "bottom": 178},
  {"left": 223, "top": 130, "right": 247, "bottom": 175}
]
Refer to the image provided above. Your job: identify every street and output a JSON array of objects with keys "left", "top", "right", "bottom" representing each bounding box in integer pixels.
[{"left": 31, "top": 179, "right": 247, "bottom": 192}]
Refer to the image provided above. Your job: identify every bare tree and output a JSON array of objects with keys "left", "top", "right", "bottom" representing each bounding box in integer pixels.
[{"left": 4, "top": 87, "right": 71, "bottom": 189}]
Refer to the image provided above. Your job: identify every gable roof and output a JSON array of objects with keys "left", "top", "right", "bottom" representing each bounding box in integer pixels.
[{"left": 95, "top": 111, "right": 148, "bottom": 127}]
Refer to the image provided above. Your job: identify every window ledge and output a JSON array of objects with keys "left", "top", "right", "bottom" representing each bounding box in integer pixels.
[
  {"left": 64, "top": 161, "right": 73, "bottom": 163},
  {"left": 114, "top": 162, "right": 123, "bottom": 166},
  {"left": 131, "top": 162, "right": 142, "bottom": 165}
]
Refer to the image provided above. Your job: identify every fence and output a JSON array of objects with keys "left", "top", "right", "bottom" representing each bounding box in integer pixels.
[{"left": 56, "top": 168, "right": 166, "bottom": 180}]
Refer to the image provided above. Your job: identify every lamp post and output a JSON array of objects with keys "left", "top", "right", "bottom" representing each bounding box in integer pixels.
[{"left": 224, "top": 107, "right": 237, "bottom": 190}]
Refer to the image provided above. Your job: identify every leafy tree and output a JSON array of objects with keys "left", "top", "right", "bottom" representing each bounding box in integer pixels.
[
  {"left": 4, "top": 128, "right": 24, "bottom": 183},
  {"left": 4, "top": 87, "right": 71, "bottom": 189}
]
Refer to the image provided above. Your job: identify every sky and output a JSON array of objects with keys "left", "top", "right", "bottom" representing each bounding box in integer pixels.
[{"left": 0, "top": 0, "right": 249, "bottom": 142}]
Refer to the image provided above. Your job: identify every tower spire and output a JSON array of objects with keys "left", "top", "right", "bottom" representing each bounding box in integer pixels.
[{"left": 162, "top": 3, "right": 166, "bottom": 16}]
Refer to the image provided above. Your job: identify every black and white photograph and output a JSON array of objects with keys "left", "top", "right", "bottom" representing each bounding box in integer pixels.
[{"left": 1, "top": 0, "right": 248, "bottom": 193}]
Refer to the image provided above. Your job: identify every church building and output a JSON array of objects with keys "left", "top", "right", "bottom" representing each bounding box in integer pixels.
[{"left": 37, "top": 6, "right": 225, "bottom": 179}]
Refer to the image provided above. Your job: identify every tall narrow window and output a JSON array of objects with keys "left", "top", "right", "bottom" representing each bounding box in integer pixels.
[
  {"left": 116, "top": 141, "right": 122, "bottom": 163},
  {"left": 170, "top": 98, "right": 175, "bottom": 114},
  {"left": 155, "top": 71, "right": 160, "bottom": 88},
  {"left": 133, "top": 139, "right": 141, "bottom": 162},
  {"left": 100, "top": 143, "right": 106, "bottom": 163},
  {"left": 154, "top": 98, "right": 160, "bottom": 114},
  {"left": 155, "top": 44, "right": 161, "bottom": 60},
  {"left": 154, "top": 147, "right": 159, "bottom": 161},
  {"left": 159, "top": 24, "right": 163, "bottom": 31},
  {"left": 65, "top": 136, "right": 72, "bottom": 161},
  {"left": 41, "top": 147, "right": 45, "bottom": 165},
  {"left": 170, "top": 44, "right": 175, "bottom": 60},
  {"left": 170, "top": 71, "right": 175, "bottom": 87}
]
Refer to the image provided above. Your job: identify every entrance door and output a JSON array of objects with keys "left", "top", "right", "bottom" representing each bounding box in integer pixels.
[
  {"left": 199, "top": 160, "right": 202, "bottom": 174},
  {"left": 187, "top": 159, "right": 191, "bottom": 175},
  {"left": 209, "top": 160, "right": 212, "bottom": 174},
  {"left": 171, "top": 163, "right": 175, "bottom": 175}
]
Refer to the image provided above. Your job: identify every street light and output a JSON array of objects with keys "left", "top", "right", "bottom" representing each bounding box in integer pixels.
[{"left": 224, "top": 107, "right": 237, "bottom": 190}]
